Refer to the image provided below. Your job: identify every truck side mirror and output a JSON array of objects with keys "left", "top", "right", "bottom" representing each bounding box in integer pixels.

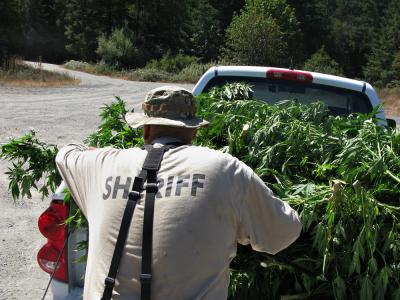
[{"left": 387, "top": 118, "right": 397, "bottom": 129}]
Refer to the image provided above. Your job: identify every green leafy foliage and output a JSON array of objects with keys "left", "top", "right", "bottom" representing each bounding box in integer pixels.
[
  {"left": 97, "top": 28, "right": 143, "bottom": 68},
  {"left": 1, "top": 83, "right": 400, "bottom": 298},
  {"left": 63, "top": 189, "right": 88, "bottom": 232},
  {"left": 84, "top": 97, "right": 143, "bottom": 148},
  {"left": 145, "top": 52, "right": 199, "bottom": 74},
  {"left": 208, "top": 82, "right": 254, "bottom": 101},
  {"left": 223, "top": 0, "right": 300, "bottom": 66},
  {"left": 0, "top": 130, "right": 61, "bottom": 200},
  {"left": 195, "top": 84, "right": 400, "bottom": 299}
]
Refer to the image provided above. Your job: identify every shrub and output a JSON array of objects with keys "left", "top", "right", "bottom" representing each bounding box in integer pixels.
[
  {"left": 145, "top": 52, "right": 199, "bottom": 73},
  {"left": 96, "top": 28, "right": 142, "bottom": 68},
  {"left": 223, "top": 0, "right": 300, "bottom": 66},
  {"left": 128, "top": 68, "right": 170, "bottom": 82},
  {"left": 303, "top": 47, "right": 343, "bottom": 76},
  {"left": 171, "top": 62, "right": 214, "bottom": 83}
]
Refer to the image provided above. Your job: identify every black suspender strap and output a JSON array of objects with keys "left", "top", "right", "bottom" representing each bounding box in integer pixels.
[
  {"left": 140, "top": 147, "right": 166, "bottom": 300},
  {"left": 101, "top": 173, "right": 145, "bottom": 300},
  {"left": 102, "top": 143, "right": 180, "bottom": 300}
]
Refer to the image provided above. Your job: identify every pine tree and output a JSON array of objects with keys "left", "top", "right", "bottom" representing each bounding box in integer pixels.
[
  {"left": 63, "top": 0, "right": 98, "bottom": 60},
  {"left": 287, "top": 0, "right": 330, "bottom": 64},
  {"left": 364, "top": 0, "right": 400, "bottom": 87},
  {"left": 0, "top": 0, "right": 29, "bottom": 60},
  {"left": 187, "top": 0, "right": 222, "bottom": 60},
  {"left": 327, "top": 0, "right": 388, "bottom": 77}
]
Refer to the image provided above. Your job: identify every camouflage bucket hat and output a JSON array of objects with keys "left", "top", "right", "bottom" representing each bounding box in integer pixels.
[{"left": 125, "top": 86, "right": 209, "bottom": 128}]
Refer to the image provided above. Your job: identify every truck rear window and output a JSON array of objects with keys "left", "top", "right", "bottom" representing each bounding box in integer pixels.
[{"left": 203, "top": 76, "right": 372, "bottom": 116}]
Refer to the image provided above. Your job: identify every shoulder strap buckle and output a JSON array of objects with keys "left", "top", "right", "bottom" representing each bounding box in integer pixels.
[
  {"left": 104, "top": 276, "right": 115, "bottom": 287},
  {"left": 145, "top": 183, "right": 158, "bottom": 193},
  {"left": 128, "top": 190, "right": 141, "bottom": 201},
  {"left": 140, "top": 273, "right": 152, "bottom": 283}
]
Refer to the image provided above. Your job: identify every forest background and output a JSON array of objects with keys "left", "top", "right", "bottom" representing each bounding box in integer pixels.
[{"left": 1, "top": 0, "right": 400, "bottom": 88}]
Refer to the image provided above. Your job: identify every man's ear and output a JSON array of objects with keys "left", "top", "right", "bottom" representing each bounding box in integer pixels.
[
  {"left": 144, "top": 125, "right": 151, "bottom": 141},
  {"left": 191, "top": 129, "right": 197, "bottom": 140}
]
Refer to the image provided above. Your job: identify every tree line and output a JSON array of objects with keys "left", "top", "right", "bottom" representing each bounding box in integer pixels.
[{"left": 1, "top": 0, "right": 399, "bottom": 87}]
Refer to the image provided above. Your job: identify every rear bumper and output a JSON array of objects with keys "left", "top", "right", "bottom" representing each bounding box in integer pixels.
[{"left": 51, "top": 280, "right": 83, "bottom": 300}]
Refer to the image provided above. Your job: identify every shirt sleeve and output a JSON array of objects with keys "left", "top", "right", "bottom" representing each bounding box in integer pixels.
[
  {"left": 55, "top": 143, "right": 97, "bottom": 217},
  {"left": 236, "top": 169, "right": 302, "bottom": 255}
]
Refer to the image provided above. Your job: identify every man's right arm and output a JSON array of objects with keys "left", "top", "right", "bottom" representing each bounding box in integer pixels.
[{"left": 236, "top": 167, "right": 302, "bottom": 255}]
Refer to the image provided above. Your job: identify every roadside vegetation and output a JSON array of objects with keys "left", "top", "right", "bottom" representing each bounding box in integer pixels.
[
  {"left": 2, "top": 0, "right": 400, "bottom": 88},
  {"left": 1, "top": 83, "right": 399, "bottom": 299},
  {"left": 0, "top": 57, "right": 79, "bottom": 87},
  {"left": 63, "top": 55, "right": 215, "bottom": 83}
]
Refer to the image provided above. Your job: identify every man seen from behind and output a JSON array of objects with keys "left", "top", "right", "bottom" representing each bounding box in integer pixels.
[{"left": 56, "top": 86, "right": 302, "bottom": 300}]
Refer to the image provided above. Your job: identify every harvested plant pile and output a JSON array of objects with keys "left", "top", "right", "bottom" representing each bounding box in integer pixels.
[{"left": 1, "top": 84, "right": 399, "bottom": 299}]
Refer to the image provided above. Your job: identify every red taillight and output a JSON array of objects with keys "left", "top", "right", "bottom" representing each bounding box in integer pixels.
[
  {"left": 37, "top": 201, "right": 68, "bottom": 282},
  {"left": 266, "top": 69, "right": 313, "bottom": 84},
  {"left": 37, "top": 243, "right": 67, "bottom": 278}
]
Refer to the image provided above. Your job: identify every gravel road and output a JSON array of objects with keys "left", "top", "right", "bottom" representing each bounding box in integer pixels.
[{"left": 0, "top": 63, "right": 193, "bottom": 300}]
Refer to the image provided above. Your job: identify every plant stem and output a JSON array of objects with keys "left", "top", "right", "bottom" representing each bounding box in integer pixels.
[{"left": 385, "top": 169, "right": 400, "bottom": 184}]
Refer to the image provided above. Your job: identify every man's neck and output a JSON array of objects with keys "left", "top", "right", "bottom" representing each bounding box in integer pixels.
[{"left": 147, "top": 136, "right": 187, "bottom": 146}]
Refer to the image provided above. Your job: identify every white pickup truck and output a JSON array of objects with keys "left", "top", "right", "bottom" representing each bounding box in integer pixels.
[{"left": 37, "top": 66, "right": 394, "bottom": 299}]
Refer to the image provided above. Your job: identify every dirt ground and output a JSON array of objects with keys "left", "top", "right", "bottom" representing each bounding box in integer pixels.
[{"left": 0, "top": 63, "right": 193, "bottom": 300}]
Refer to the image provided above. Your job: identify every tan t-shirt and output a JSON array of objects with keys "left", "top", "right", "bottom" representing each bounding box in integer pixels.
[{"left": 56, "top": 137, "right": 301, "bottom": 300}]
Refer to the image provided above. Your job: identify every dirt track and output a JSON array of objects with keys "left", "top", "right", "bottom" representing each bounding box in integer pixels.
[{"left": 0, "top": 63, "right": 193, "bottom": 299}]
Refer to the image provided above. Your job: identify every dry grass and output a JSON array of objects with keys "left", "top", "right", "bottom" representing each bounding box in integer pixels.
[
  {"left": 0, "top": 77, "right": 80, "bottom": 87},
  {"left": 0, "top": 58, "right": 80, "bottom": 87},
  {"left": 378, "top": 88, "right": 400, "bottom": 116}
]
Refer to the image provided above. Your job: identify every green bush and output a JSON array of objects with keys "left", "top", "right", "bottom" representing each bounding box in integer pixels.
[
  {"left": 128, "top": 68, "right": 170, "bottom": 82},
  {"left": 93, "top": 62, "right": 119, "bottom": 75},
  {"left": 96, "top": 28, "right": 142, "bottom": 68},
  {"left": 145, "top": 52, "right": 199, "bottom": 73},
  {"left": 303, "top": 47, "right": 343, "bottom": 76},
  {"left": 223, "top": 0, "right": 300, "bottom": 66},
  {"left": 171, "top": 62, "right": 214, "bottom": 83}
]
